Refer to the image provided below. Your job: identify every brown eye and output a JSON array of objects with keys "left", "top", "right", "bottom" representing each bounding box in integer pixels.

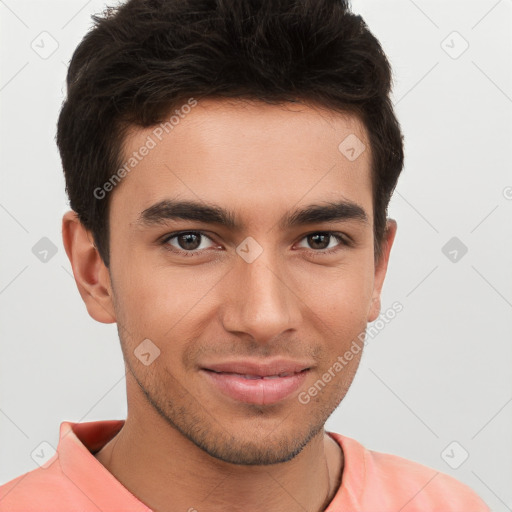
[
  {"left": 163, "top": 231, "right": 216, "bottom": 255},
  {"left": 307, "top": 233, "right": 331, "bottom": 250},
  {"left": 297, "top": 232, "right": 347, "bottom": 252},
  {"left": 176, "top": 232, "right": 202, "bottom": 250}
]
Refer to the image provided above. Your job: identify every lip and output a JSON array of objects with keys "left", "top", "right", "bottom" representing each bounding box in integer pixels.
[{"left": 200, "top": 359, "right": 311, "bottom": 405}]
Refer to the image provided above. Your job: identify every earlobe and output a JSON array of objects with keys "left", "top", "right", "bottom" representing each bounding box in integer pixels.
[
  {"left": 62, "top": 210, "right": 116, "bottom": 324},
  {"left": 367, "top": 219, "right": 397, "bottom": 323}
]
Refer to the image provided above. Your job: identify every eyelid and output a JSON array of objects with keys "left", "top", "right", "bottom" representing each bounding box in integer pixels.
[
  {"left": 160, "top": 230, "right": 353, "bottom": 257},
  {"left": 161, "top": 230, "right": 215, "bottom": 244},
  {"left": 161, "top": 230, "right": 219, "bottom": 256},
  {"left": 297, "top": 230, "right": 353, "bottom": 246},
  {"left": 294, "top": 231, "right": 353, "bottom": 256}
]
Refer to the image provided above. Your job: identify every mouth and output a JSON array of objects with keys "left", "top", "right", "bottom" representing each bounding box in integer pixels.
[
  {"left": 200, "top": 360, "right": 311, "bottom": 405},
  {"left": 208, "top": 371, "right": 304, "bottom": 380}
]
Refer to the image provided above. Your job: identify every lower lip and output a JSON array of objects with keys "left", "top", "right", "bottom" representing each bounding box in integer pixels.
[{"left": 202, "top": 370, "right": 309, "bottom": 405}]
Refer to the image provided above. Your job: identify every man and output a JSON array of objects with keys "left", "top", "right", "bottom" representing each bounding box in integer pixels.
[{"left": 0, "top": 0, "right": 489, "bottom": 510}]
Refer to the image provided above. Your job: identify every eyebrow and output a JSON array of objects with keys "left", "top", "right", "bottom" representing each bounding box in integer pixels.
[{"left": 136, "top": 198, "right": 369, "bottom": 231}]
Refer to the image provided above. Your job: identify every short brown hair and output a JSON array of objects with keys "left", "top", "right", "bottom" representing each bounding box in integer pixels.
[{"left": 57, "top": 0, "right": 404, "bottom": 267}]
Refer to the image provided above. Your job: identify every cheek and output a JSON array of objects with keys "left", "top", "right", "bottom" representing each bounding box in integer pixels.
[
  {"left": 296, "top": 266, "right": 374, "bottom": 367},
  {"left": 111, "top": 235, "right": 375, "bottom": 343},
  {"left": 299, "top": 258, "right": 375, "bottom": 321},
  {"left": 111, "top": 252, "right": 222, "bottom": 339}
]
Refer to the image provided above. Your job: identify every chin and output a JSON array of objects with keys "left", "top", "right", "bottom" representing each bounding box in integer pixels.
[{"left": 184, "top": 423, "right": 324, "bottom": 466}]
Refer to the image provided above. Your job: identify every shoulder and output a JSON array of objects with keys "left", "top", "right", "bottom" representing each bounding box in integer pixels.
[
  {"left": 368, "top": 449, "right": 488, "bottom": 510},
  {"left": 329, "top": 433, "right": 490, "bottom": 512},
  {"left": 0, "top": 461, "right": 78, "bottom": 510}
]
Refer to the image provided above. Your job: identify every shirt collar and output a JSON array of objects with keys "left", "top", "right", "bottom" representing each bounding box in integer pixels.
[
  {"left": 58, "top": 420, "right": 152, "bottom": 511},
  {"left": 57, "top": 420, "right": 360, "bottom": 511}
]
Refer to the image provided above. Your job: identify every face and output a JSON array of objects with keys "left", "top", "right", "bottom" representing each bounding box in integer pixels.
[{"left": 73, "top": 99, "right": 395, "bottom": 465}]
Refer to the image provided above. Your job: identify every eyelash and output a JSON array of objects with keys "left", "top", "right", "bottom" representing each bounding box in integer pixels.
[{"left": 160, "top": 230, "right": 352, "bottom": 258}]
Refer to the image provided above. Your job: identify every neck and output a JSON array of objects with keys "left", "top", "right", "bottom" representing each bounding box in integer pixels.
[{"left": 95, "top": 409, "right": 343, "bottom": 512}]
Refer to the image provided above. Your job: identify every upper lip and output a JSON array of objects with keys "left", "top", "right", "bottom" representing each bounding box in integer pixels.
[{"left": 202, "top": 359, "right": 312, "bottom": 377}]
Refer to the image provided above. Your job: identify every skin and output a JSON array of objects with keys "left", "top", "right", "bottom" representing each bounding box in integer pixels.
[{"left": 62, "top": 98, "right": 397, "bottom": 512}]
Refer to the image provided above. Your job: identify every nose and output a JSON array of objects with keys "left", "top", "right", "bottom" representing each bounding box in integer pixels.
[{"left": 220, "top": 248, "right": 302, "bottom": 344}]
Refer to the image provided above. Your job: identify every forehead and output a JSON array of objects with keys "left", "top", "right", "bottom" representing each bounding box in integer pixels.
[{"left": 111, "top": 98, "right": 373, "bottom": 227}]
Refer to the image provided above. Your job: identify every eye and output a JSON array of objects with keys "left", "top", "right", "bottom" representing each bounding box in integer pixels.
[
  {"left": 160, "top": 230, "right": 352, "bottom": 258},
  {"left": 296, "top": 232, "right": 351, "bottom": 254},
  {"left": 161, "top": 231, "right": 218, "bottom": 256}
]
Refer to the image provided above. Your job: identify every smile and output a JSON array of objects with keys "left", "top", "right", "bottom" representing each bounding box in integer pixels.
[{"left": 201, "top": 361, "right": 311, "bottom": 405}]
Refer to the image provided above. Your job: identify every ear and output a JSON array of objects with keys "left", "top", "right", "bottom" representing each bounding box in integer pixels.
[
  {"left": 62, "top": 210, "right": 116, "bottom": 324},
  {"left": 367, "top": 219, "right": 397, "bottom": 323}
]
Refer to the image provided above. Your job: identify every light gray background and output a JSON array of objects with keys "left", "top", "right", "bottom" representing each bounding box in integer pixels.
[{"left": 1, "top": 0, "right": 511, "bottom": 509}]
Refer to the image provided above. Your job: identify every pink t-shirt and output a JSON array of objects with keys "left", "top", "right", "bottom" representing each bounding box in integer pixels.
[{"left": 0, "top": 420, "right": 489, "bottom": 511}]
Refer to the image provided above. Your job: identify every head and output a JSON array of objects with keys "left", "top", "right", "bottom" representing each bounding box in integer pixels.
[{"left": 60, "top": 0, "right": 404, "bottom": 465}]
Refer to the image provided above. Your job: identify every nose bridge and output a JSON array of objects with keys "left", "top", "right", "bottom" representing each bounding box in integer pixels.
[{"left": 222, "top": 242, "right": 300, "bottom": 342}]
